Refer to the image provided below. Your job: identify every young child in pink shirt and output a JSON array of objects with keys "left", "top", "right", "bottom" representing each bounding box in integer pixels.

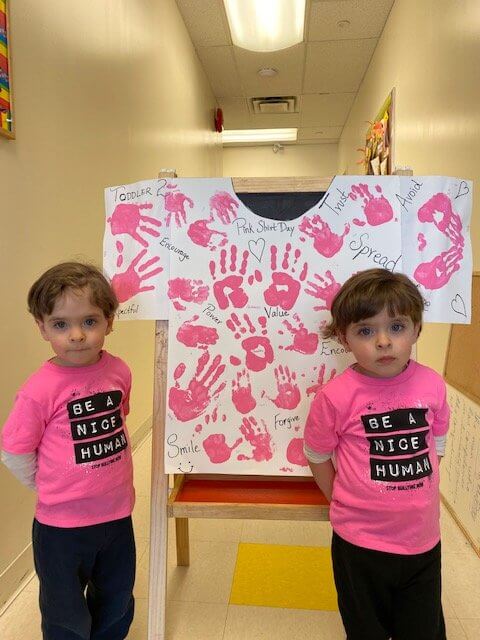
[
  {"left": 304, "top": 268, "right": 449, "bottom": 640},
  {"left": 1, "top": 262, "right": 135, "bottom": 640}
]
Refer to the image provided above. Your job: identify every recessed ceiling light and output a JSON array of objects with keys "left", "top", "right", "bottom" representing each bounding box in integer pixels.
[
  {"left": 258, "top": 67, "right": 278, "bottom": 77},
  {"left": 337, "top": 19, "right": 351, "bottom": 29},
  {"left": 223, "top": 0, "right": 306, "bottom": 52},
  {"left": 222, "top": 128, "right": 298, "bottom": 144}
]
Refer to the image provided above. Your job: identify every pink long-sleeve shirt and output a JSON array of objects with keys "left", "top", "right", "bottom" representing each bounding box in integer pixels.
[
  {"left": 1, "top": 351, "right": 135, "bottom": 527},
  {"left": 304, "top": 360, "right": 449, "bottom": 554}
]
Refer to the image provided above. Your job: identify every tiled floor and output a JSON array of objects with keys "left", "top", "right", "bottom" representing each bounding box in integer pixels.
[{"left": 1, "top": 433, "right": 479, "bottom": 639}]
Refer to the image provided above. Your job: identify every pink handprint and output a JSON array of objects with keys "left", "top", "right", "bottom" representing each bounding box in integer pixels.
[
  {"left": 168, "top": 351, "right": 226, "bottom": 422},
  {"left": 204, "top": 406, "right": 226, "bottom": 425},
  {"left": 187, "top": 218, "right": 228, "bottom": 251},
  {"left": 263, "top": 244, "right": 307, "bottom": 311},
  {"left": 267, "top": 365, "right": 301, "bottom": 410},
  {"left": 237, "top": 417, "right": 273, "bottom": 462},
  {"left": 111, "top": 249, "right": 163, "bottom": 303},
  {"left": 108, "top": 203, "right": 162, "bottom": 247},
  {"left": 304, "top": 270, "right": 341, "bottom": 311},
  {"left": 350, "top": 184, "right": 394, "bottom": 226},
  {"left": 209, "top": 245, "right": 250, "bottom": 310},
  {"left": 202, "top": 434, "right": 243, "bottom": 464},
  {"left": 163, "top": 190, "right": 194, "bottom": 227},
  {"left": 418, "top": 193, "right": 463, "bottom": 242},
  {"left": 227, "top": 312, "right": 274, "bottom": 372},
  {"left": 231, "top": 368, "right": 256, "bottom": 414},
  {"left": 299, "top": 215, "right": 350, "bottom": 258},
  {"left": 176, "top": 315, "right": 219, "bottom": 349},
  {"left": 306, "top": 363, "right": 337, "bottom": 397},
  {"left": 286, "top": 438, "right": 308, "bottom": 467},
  {"left": 168, "top": 278, "right": 209, "bottom": 311},
  {"left": 414, "top": 194, "right": 465, "bottom": 290},
  {"left": 210, "top": 191, "right": 239, "bottom": 224},
  {"left": 414, "top": 246, "right": 463, "bottom": 290},
  {"left": 278, "top": 313, "right": 319, "bottom": 355}
]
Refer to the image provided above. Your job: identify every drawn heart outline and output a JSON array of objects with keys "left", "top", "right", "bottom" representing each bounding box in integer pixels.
[
  {"left": 248, "top": 238, "right": 266, "bottom": 263},
  {"left": 451, "top": 293, "right": 467, "bottom": 318},
  {"left": 454, "top": 181, "right": 469, "bottom": 199}
]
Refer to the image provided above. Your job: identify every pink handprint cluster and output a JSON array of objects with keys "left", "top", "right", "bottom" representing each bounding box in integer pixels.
[{"left": 413, "top": 193, "right": 465, "bottom": 290}]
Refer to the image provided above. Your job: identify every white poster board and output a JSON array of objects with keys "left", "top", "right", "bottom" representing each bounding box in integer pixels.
[{"left": 103, "top": 175, "right": 473, "bottom": 475}]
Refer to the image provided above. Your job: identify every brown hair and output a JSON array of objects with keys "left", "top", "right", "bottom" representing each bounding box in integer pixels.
[
  {"left": 324, "top": 268, "right": 424, "bottom": 339},
  {"left": 28, "top": 262, "right": 118, "bottom": 320}
]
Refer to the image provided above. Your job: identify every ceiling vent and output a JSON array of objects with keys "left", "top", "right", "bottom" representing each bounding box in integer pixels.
[{"left": 250, "top": 96, "right": 297, "bottom": 115}]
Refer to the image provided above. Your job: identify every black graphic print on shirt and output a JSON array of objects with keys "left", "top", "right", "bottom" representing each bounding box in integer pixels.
[
  {"left": 361, "top": 408, "right": 432, "bottom": 482},
  {"left": 67, "top": 391, "right": 127, "bottom": 464}
]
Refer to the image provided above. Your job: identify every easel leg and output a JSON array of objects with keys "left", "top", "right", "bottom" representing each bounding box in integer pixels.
[{"left": 175, "top": 518, "right": 190, "bottom": 566}]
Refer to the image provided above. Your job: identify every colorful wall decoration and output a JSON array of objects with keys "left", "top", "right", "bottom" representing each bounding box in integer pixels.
[
  {"left": 357, "top": 91, "right": 394, "bottom": 175},
  {"left": 0, "top": 0, "right": 13, "bottom": 139}
]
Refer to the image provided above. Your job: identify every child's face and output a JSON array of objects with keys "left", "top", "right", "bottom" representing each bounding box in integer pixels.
[
  {"left": 339, "top": 307, "right": 420, "bottom": 378},
  {"left": 36, "top": 287, "right": 113, "bottom": 367}
]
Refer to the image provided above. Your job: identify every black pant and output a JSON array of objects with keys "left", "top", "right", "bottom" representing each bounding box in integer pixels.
[
  {"left": 32, "top": 516, "right": 136, "bottom": 640},
  {"left": 331, "top": 532, "right": 446, "bottom": 640}
]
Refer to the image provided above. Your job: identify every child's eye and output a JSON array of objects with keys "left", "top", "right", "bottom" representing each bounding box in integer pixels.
[
  {"left": 84, "top": 318, "right": 97, "bottom": 327},
  {"left": 53, "top": 321, "right": 67, "bottom": 330},
  {"left": 391, "top": 323, "right": 405, "bottom": 333},
  {"left": 358, "top": 327, "right": 373, "bottom": 336}
]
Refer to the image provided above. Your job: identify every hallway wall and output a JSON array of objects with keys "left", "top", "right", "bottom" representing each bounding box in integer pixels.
[
  {"left": 338, "top": 0, "right": 479, "bottom": 373},
  {"left": 223, "top": 143, "right": 338, "bottom": 178},
  {"left": 0, "top": 0, "right": 221, "bottom": 606}
]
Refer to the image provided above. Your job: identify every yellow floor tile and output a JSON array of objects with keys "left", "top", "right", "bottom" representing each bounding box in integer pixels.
[{"left": 230, "top": 543, "right": 337, "bottom": 611}]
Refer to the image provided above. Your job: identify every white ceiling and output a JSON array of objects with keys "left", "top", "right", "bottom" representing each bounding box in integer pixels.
[{"left": 176, "top": 0, "right": 395, "bottom": 144}]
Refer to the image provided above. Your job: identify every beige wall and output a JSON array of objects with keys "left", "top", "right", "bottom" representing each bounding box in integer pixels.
[
  {"left": 223, "top": 143, "right": 338, "bottom": 177},
  {"left": 0, "top": 0, "right": 220, "bottom": 606},
  {"left": 338, "top": 0, "right": 479, "bottom": 374}
]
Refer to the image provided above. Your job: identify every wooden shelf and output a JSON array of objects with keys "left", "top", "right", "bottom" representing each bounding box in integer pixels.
[{"left": 168, "top": 474, "right": 329, "bottom": 521}]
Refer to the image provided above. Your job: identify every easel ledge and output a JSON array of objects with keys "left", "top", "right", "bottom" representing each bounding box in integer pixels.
[{"left": 147, "top": 173, "right": 332, "bottom": 640}]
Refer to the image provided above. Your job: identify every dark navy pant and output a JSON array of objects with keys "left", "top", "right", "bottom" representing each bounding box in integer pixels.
[
  {"left": 32, "top": 516, "right": 135, "bottom": 640},
  {"left": 331, "top": 531, "right": 446, "bottom": 640}
]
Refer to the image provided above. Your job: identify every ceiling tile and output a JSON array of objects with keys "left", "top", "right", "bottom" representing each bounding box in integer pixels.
[
  {"left": 304, "top": 39, "right": 377, "bottom": 93},
  {"left": 300, "top": 93, "right": 356, "bottom": 126},
  {"left": 234, "top": 44, "right": 305, "bottom": 97},
  {"left": 218, "top": 97, "right": 250, "bottom": 128},
  {"left": 308, "top": 0, "right": 394, "bottom": 41},
  {"left": 220, "top": 98, "right": 301, "bottom": 129},
  {"left": 298, "top": 126, "right": 343, "bottom": 141},
  {"left": 248, "top": 112, "right": 302, "bottom": 128},
  {"left": 176, "top": 0, "right": 231, "bottom": 47},
  {"left": 197, "top": 46, "right": 243, "bottom": 97}
]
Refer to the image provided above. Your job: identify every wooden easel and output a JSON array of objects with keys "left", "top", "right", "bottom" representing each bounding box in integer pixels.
[{"left": 147, "top": 174, "right": 340, "bottom": 640}]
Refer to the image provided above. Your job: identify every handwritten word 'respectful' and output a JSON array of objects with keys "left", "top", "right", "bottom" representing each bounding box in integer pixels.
[
  {"left": 160, "top": 237, "right": 190, "bottom": 262},
  {"left": 234, "top": 217, "right": 295, "bottom": 237},
  {"left": 116, "top": 303, "right": 140, "bottom": 318},
  {"left": 349, "top": 232, "right": 401, "bottom": 271}
]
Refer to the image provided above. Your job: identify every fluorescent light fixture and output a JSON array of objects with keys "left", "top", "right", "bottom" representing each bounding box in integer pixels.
[
  {"left": 223, "top": 0, "right": 306, "bottom": 52},
  {"left": 222, "top": 128, "right": 298, "bottom": 144}
]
